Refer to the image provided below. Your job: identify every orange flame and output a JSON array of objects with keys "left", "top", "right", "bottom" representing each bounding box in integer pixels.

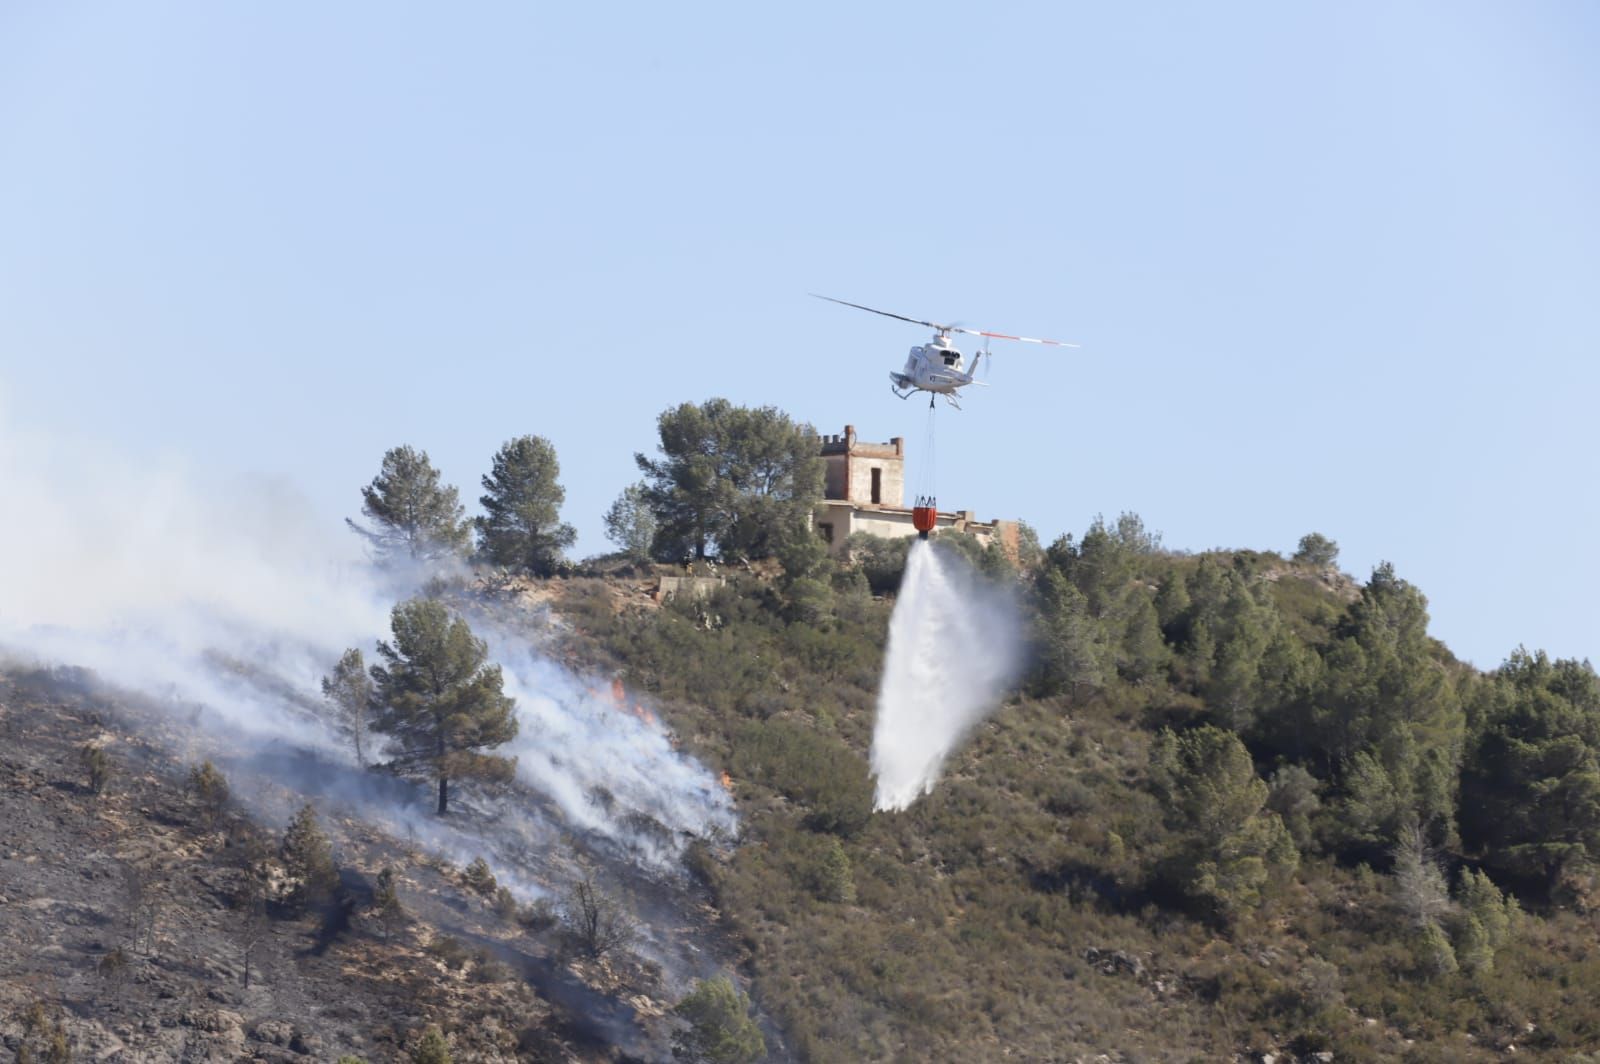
[{"left": 720, "top": 771, "right": 733, "bottom": 792}]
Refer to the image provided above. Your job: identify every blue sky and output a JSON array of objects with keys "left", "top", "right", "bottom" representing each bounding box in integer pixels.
[{"left": 2, "top": 3, "right": 1596, "bottom": 668}]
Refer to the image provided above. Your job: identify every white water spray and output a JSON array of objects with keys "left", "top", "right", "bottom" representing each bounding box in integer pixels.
[{"left": 870, "top": 539, "right": 1024, "bottom": 811}]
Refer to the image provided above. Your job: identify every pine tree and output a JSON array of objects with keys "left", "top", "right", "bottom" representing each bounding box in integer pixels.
[
  {"left": 813, "top": 837, "right": 856, "bottom": 903},
  {"left": 1149, "top": 726, "right": 1298, "bottom": 918},
  {"left": 369, "top": 598, "right": 518, "bottom": 815},
  {"left": 1294, "top": 531, "right": 1340, "bottom": 568},
  {"left": 187, "top": 760, "right": 231, "bottom": 826},
  {"left": 475, "top": 434, "right": 576, "bottom": 575},
  {"left": 603, "top": 483, "right": 658, "bottom": 563},
  {"left": 1033, "top": 568, "right": 1108, "bottom": 697},
  {"left": 673, "top": 976, "right": 766, "bottom": 1064},
  {"left": 346, "top": 445, "right": 470, "bottom": 562},
  {"left": 281, "top": 803, "right": 338, "bottom": 908},
  {"left": 1452, "top": 866, "right": 1517, "bottom": 974},
  {"left": 1461, "top": 649, "right": 1600, "bottom": 883},
  {"left": 322, "top": 647, "right": 373, "bottom": 767},
  {"left": 636, "top": 398, "right": 823, "bottom": 561}
]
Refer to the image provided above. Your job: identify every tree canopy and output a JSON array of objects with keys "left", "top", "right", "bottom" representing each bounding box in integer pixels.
[
  {"left": 475, "top": 434, "right": 576, "bottom": 575},
  {"left": 672, "top": 976, "right": 766, "bottom": 1064},
  {"left": 1149, "top": 725, "right": 1297, "bottom": 919},
  {"left": 321, "top": 647, "right": 373, "bottom": 767},
  {"left": 603, "top": 483, "right": 657, "bottom": 564},
  {"left": 347, "top": 445, "right": 470, "bottom": 562},
  {"left": 369, "top": 598, "right": 518, "bottom": 814},
  {"left": 1294, "top": 532, "right": 1340, "bottom": 568},
  {"left": 635, "top": 398, "right": 823, "bottom": 562},
  {"left": 1461, "top": 648, "right": 1600, "bottom": 886}
]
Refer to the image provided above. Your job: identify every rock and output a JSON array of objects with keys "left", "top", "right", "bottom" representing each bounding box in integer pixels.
[
  {"left": 249, "top": 1019, "right": 294, "bottom": 1046},
  {"left": 1081, "top": 946, "right": 1146, "bottom": 980},
  {"left": 180, "top": 1008, "right": 243, "bottom": 1035}
]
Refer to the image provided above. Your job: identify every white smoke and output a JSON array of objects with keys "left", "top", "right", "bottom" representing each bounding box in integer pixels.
[
  {"left": 0, "top": 397, "right": 733, "bottom": 867},
  {"left": 870, "top": 540, "right": 1024, "bottom": 811}
]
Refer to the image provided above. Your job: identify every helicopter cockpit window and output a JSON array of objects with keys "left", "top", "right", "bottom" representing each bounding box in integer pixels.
[{"left": 942, "top": 352, "right": 959, "bottom": 366}]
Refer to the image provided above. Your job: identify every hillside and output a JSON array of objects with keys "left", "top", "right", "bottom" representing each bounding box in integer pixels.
[
  {"left": 5, "top": 515, "right": 1600, "bottom": 1063},
  {"left": 548, "top": 525, "right": 1600, "bottom": 1063},
  {"left": 0, "top": 661, "right": 751, "bottom": 1063}
]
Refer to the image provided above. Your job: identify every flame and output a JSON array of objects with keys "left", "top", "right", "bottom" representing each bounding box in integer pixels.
[
  {"left": 719, "top": 771, "right": 733, "bottom": 792},
  {"left": 604, "top": 675, "right": 658, "bottom": 728}
]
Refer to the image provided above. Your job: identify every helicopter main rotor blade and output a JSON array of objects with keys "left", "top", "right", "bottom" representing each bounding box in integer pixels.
[
  {"left": 810, "top": 294, "right": 949, "bottom": 332},
  {"left": 950, "top": 325, "right": 1080, "bottom": 348}
]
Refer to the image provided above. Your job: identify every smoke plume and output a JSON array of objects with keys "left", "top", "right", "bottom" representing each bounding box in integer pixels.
[
  {"left": 0, "top": 400, "right": 734, "bottom": 869},
  {"left": 870, "top": 540, "right": 1024, "bottom": 811}
]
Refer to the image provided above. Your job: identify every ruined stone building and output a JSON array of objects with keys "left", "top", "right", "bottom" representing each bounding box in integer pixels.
[{"left": 814, "top": 425, "right": 1019, "bottom": 557}]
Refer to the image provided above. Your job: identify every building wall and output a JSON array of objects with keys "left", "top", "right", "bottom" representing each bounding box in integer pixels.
[
  {"left": 819, "top": 425, "right": 904, "bottom": 508},
  {"left": 815, "top": 501, "right": 1017, "bottom": 560},
  {"left": 812, "top": 425, "right": 1020, "bottom": 564},
  {"left": 845, "top": 452, "right": 904, "bottom": 508}
]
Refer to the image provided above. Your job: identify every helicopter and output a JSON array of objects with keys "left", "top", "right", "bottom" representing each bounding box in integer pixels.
[{"left": 812, "top": 294, "right": 1077, "bottom": 408}]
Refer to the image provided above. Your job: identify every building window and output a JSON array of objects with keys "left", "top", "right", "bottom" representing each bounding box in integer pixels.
[
  {"left": 818, "top": 522, "right": 833, "bottom": 543},
  {"left": 871, "top": 467, "right": 882, "bottom": 504}
]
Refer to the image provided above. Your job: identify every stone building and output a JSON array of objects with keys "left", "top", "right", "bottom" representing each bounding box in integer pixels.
[{"left": 814, "top": 425, "right": 1020, "bottom": 558}]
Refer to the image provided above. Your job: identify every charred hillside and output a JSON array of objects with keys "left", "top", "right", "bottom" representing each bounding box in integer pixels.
[{"left": 0, "top": 660, "right": 759, "bottom": 1064}]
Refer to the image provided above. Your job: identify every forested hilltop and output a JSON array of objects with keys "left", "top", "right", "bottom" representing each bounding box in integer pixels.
[
  {"left": 485, "top": 399, "right": 1600, "bottom": 1061},
  {"left": 555, "top": 518, "right": 1600, "bottom": 1062}
]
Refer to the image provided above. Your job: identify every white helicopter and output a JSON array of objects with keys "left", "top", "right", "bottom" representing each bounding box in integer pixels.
[{"left": 812, "top": 294, "right": 1077, "bottom": 408}]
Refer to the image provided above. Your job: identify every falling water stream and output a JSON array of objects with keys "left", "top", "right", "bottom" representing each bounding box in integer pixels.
[{"left": 870, "top": 539, "right": 1024, "bottom": 811}]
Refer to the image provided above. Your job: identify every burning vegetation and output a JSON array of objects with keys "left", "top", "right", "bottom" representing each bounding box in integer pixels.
[{"left": 8, "top": 400, "right": 1600, "bottom": 1062}]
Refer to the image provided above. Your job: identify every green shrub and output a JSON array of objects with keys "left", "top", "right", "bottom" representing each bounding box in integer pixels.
[
  {"left": 673, "top": 976, "right": 766, "bottom": 1064},
  {"left": 518, "top": 896, "right": 557, "bottom": 933},
  {"left": 843, "top": 533, "right": 911, "bottom": 595},
  {"left": 463, "top": 856, "right": 497, "bottom": 897},
  {"left": 280, "top": 804, "right": 338, "bottom": 908},
  {"left": 730, "top": 718, "right": 872, "bottom": 836},
  {"left": 79, "top": 742, "right": 110, "bottom": 795},
  {"left": 186, "top": 760, "right": 230, "bottom": 824},
  {"left": 371, "top": 866, "right": 404, "bottom": 936},
  {"left": 425, "top": 935, "right": 471, "bottom": 971},
  {"left": 411, "top": 1025, "right": 452, "bottom": 1064},
  {"left": 811, "top": 837, "right": 856, "bottom": 904}
]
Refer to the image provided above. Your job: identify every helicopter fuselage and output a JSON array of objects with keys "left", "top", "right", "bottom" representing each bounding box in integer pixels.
[
  {"left": 810, "top": 293, "right": 1074, "bottom": 409},
  {"left": 890, "top": 340, "right": 978, "bottom": 399}
]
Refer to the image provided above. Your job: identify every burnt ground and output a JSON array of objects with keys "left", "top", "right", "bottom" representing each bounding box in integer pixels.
[{"left": 0, "top": 667, "right": 765, "bottom": 1063}]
